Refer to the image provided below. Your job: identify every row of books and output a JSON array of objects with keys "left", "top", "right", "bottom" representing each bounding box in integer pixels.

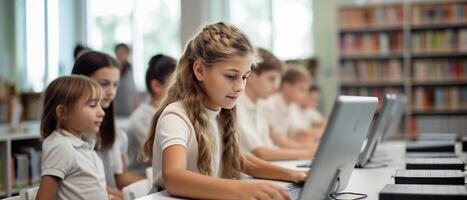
[
  {"left": 412, "top": 115, "right": 466, "bottom": 135},
  {"left": 413, "top": 59, "right": 467, "bottom": 81},
  {"left": 412, "top": 87, "right": 467, "bottom": 110},
  {"left": 340, "top": 60, "right": 402, "bottom": 82},
  {"left": 339, "top": 5, "right": 404, "bottom": 28},
  {"left": 10, "top": 147, "right": 41, "bottom": 191},
  {"left": 340, "top": 32, "right": 403, "bottom": 56},
  {"left": 411, "top": 2, "right": 467, "bottom": 25},
  {"left": 411, "top": 29, "right": 467, "bottom": 53}
]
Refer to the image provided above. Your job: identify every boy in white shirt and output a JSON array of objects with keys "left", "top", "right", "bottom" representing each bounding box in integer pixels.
[
  {"left": 237, "top": 48, "right": 316, "bottom": 160},
  {"left": 260, "top": 68, "right": 323, "bottom": 143},
  {"left": 299, "top": 86, "right": 326, "bottom": 131}
]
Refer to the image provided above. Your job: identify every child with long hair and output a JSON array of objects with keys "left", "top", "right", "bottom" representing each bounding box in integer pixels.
[
  {"left": 142, "top": 22, "right": 306, "bottom": 199},
  {"left": 72, "top": 51, "right": 144, "bottom": 199},
  {"left": 36, "top": 75, "right": 107, "bottom": 199},
  {"left": 127, "top": 54, "right": 176, "bottom": 175}
]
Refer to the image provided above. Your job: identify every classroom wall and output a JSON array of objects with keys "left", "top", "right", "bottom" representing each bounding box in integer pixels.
[
  {"left": 313, "top": 0, "right": 339, "bottom": 115},
  {"left": 2, "top": 0, "right": 336, "bottom": 114},
  {"left": 59, "top": 0, "right": 86, "bottom": 74}
]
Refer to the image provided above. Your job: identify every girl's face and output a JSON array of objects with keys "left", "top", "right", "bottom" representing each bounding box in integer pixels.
[
  {"left": 195, "top": 54, "right": 254, "bottom": 110},
  {"left": 90, "top": 67, "right": 120, "bottom": 108},
  {"left": 62, "top": 95, "right": 105, "bottom": 136},
  {"left": 116, "top": 47, "right": 129, "bottom": 63}
]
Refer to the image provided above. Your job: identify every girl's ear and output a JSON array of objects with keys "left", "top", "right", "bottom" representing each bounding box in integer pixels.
[
  {"left": 193, "top": 59, "right": 206, "bottom": 81},
  {"left": 56, "top": 105, "right": 67, "bottom": 121}
]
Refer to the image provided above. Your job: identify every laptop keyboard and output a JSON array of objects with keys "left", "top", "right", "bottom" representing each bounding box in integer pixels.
[
  {"left": 283, "top": 183, "right": 303, "bottom": 200},
  {"left": 296, "top": 161, "right": 313, "bottom": 168}
]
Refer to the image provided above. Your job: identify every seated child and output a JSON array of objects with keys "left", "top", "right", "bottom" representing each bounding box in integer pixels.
[{"left": 36, "top": 75, "right": 108, "bottom": 199}]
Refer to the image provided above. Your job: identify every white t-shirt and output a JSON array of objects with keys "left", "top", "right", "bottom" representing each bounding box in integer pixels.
[
  {"left": 151, "top": 101, "right": 223, "bottom": 190},
  {"left": 259, "top": 93, "right": 304, "bottom": 136},
  {"left": 237, "top": 94, "right": 275, "bottom": 153},
  {"left": 99, "top": 127, "right": 128, "bottom": 188},
  {"left": 300, "top": 107, "right": 324, "bottom": 129},
  {"left": 127, "top": 102, "right": 157, "bottom": 175},
  {"left": 41, "top": 129, "right": 108, "bottom": 200}
]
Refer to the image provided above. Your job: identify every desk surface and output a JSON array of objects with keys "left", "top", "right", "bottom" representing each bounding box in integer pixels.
[{"left": 136, "top": 141, "right": 462, "bottom": 200}]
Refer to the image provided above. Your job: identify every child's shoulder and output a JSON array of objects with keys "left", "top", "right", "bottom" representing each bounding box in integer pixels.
[
  {"left": 157, "top": 101, "right": 194, "bottom": 129},
  {"left": 42, "top": 131, "right": 74, "bottom": 152},
  {"left": 161, "top": 101, "right": 188, "bottom": 116},
  {"left": 129, "top": 103, "right": 155, "bottom": 120}
]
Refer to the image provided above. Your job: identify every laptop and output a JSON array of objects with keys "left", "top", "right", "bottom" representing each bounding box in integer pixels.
[
  {"left": 284, "top": 95, "right": 378, "bottom": 200},
  {"left": 355, "top": 94, "right": 397, "bottom": 168},
  {"left": 381, "top": 95, "right": 406, "bottom": 142}
]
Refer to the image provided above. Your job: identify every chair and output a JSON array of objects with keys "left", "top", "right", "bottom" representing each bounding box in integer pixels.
[
  {"left": 19, "top": 186, "right": 38, "bottom": 200},
  {"left": 122, "top": 179, "right": 150, "bottom": 200}
]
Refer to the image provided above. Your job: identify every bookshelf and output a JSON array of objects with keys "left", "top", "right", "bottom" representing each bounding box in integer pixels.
[
  {"left": 338, "top": 0, "right": 467, "bottom": 139},
  {"left": 0, "top": 122, "right": 41, "bottom": 198}
]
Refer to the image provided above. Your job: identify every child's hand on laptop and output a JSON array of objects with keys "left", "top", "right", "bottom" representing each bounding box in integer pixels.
[{"left": 286, "top": 169, "right": 308, "bottom": 184}]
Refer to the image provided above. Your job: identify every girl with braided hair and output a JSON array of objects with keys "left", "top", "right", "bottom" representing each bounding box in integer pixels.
[{"left": 142, "top": 22, "right": 307, "bottom": 199}]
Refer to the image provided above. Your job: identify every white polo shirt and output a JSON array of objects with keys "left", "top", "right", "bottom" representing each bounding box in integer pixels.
[
  {"left": 127, "top": 102, "right": 157, "bottom": 175},
  {"left": 99, "top": 127, "right": 128, "bottom": 188},
  {"left": 237, "top": 94, "right": 275, "bottom": 153},
  {"left": 41, "top": 129, "right": 108, "bottom": 199},
  {"left": 151, "top": 101, "right": 223, "bottom": 190},
  {"left": 259, "top": 93, "right": 304, "bottom": 136},
  {"left": 300, "top": 107, "right": 324, "bottom": 129}
]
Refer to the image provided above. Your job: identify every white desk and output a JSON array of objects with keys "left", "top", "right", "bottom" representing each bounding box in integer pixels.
[{"left": 136, "top": 141, "right": 407, "bottom": 200}]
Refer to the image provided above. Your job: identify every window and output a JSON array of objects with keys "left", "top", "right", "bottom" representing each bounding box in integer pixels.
[
  {"left": 272, "top": 0, "right": 313, "bottom": 59},
  {"left": 87, "top": 0, "right": 181, "bottom": 90},
  {"left": 230, "top": 0, "right": 272, "bottom": 50},
  {"left": 16, "top": 0, "right": 59, "bottom": 92},
  {"left": 229, "top": 0, "right": 313, "bottom": 60}
]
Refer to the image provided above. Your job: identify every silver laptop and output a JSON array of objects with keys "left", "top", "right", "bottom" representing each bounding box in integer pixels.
[
  {"left": 285, "top": 95, "right": 378, "bottom": 200},
  {"left": 355, "top": 94, "right": 397, "bottom": 168},
  {"left": 381, "top": 95, "right": 406, "bottom": 141}
]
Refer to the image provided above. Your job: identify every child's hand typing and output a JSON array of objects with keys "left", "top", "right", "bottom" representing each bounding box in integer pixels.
[
  {"left": 286, "top": 169, "right": 308, "bottom": 184},
  {"left": 237, "top": 182, "right": 291, "bottom": 200}
]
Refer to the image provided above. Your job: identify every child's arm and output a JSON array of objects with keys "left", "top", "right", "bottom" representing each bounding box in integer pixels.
[
  {"left": 251, "top": 146, "right": 316, "bottom": 161},
  {"left": 36, "top": 175, "right": 60, "bottom": 200},
  {"left": 269, "top": 128, "right": 314, "bottom": 149},
  {"left": 107, "top": 187, "right": 123, "bottom": 200},
  {"left": 244, "top": 154, "right": 308, "bottom": 184},
  {"left": 162, "top": 145, "right": 290, "bottom": 200},
  {"left": 290, "top": 126, "right": 325, "bottom": 141},
  {"left": 115, "top": 155, "right": 145, "bottom": 189}
]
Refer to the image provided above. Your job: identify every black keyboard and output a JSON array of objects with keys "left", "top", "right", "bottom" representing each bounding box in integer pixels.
[
  {"left": 283, "top": 183, "right": 303, "bottom": 200},
  {"left": 296, "top": 161, "right": 313, "bottom": 168}
]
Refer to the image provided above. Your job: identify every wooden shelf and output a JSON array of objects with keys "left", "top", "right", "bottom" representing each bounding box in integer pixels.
[
  {"left": 339, "top": 26, "right": 403, "bottom": 33},
  {"left": 411, "top": 80, "right": 467, "bottom": 86},
  {"left": 341, "top": 81, "right": 404, "bottom": 87},
  {"left": 411, "top": 52, "right": 467, "bottom": 59},
  {"left": 411, "top": 22, "right": 467, "bottom": 30},
  {"left": 340, "top": 54, "right": 404, "bottom": 60},
  {"left": 411, "top": 109, "right": 467, "bottom": 116}
]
